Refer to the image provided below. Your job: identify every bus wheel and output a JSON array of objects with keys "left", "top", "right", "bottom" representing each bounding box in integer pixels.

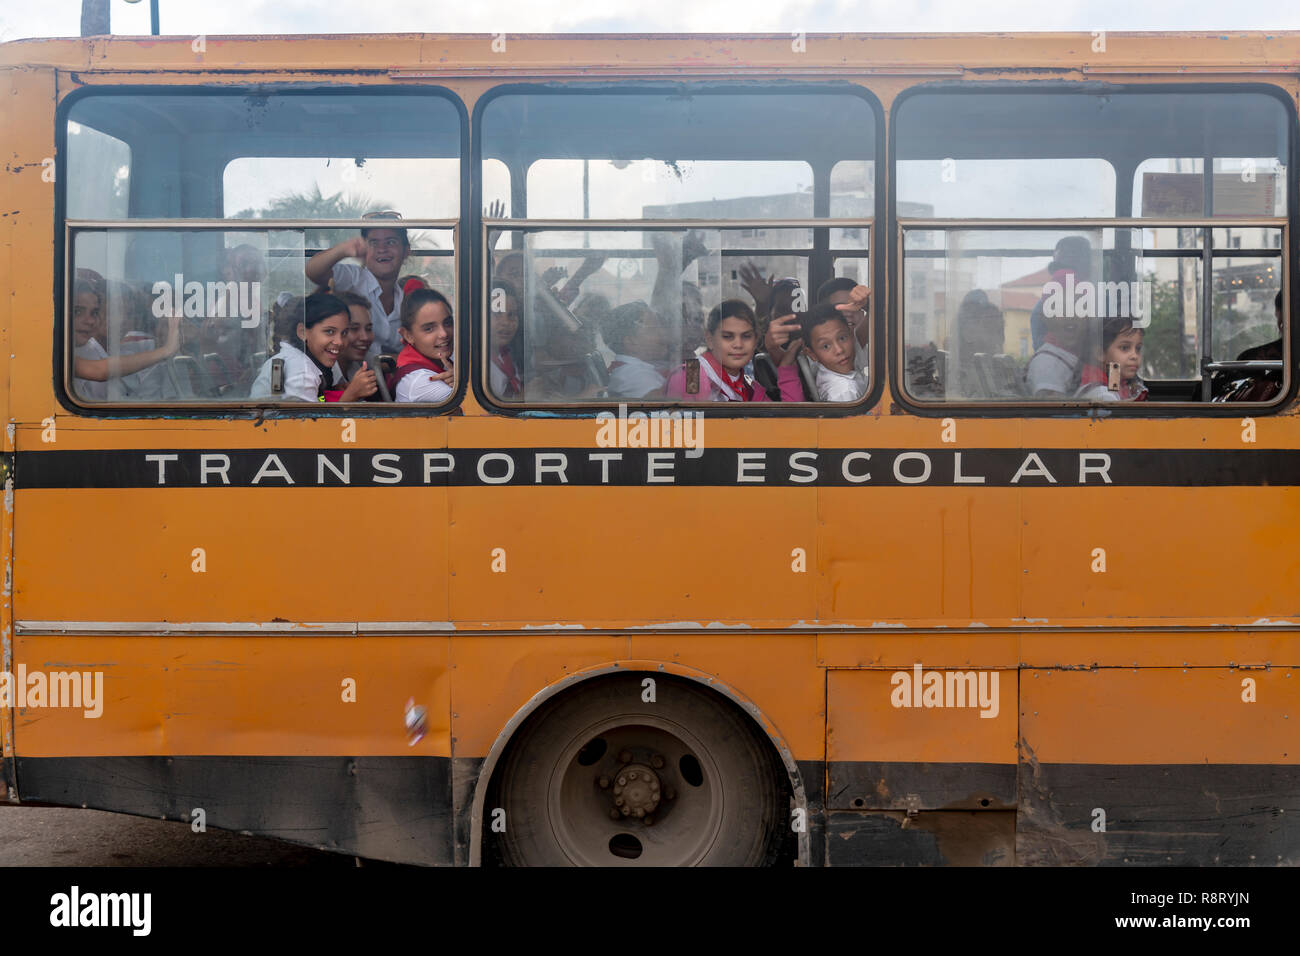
[{"left": 492, "top": 674, "right": 786, "bottom": 866}]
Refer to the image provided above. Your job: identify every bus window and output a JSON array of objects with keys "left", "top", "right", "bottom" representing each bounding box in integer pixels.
[
  {"left": 895, "top": 89, "right": 1290, "bottom": 406},
  {"left": 63, "top": 91, "right": 463, "bottom": 407},
  {"left": 480, "top": 89, "right": 877, "bottom": 407}
]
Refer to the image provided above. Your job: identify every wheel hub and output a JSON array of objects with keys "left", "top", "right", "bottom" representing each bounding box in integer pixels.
[{"left": 611, "top": 763, "right": 661, "bottom": 819}]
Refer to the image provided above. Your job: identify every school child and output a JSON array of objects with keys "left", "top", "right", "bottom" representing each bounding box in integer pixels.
[
  {"left": 390, "top": 288, "right": 455, "bottom": 403},
  {"left": 664, "top": 300, "right": 804, "bottom": 402},
  {"left": 819, "top": 276, "right": 870, "bottom": 369},
  {"left": 802, "top": 303, "right": 868, "bottom": 402},
  {"left": 488, "top": 279, "right": 524, "bottom": 400},
  {"left": 1075, "top": 316, "right": 1148, "bottom": 402},
  {"left": 335, "top": 290, "right": 380, "bottom": 398},
  {"left": 1025, "top": 306, "right": 1089, "bottom": 398},
  {"left": 602, "top": 301, "right": 670, "bottom": 399},
  {"left": 249, "top": 292, "right": 372, "bottom": 402},
  {"left": 71, "top": 269, "right": 181, "bottom": 400},
  {"left": 305, "top": 210, "right": 410, "bottom": 355}
]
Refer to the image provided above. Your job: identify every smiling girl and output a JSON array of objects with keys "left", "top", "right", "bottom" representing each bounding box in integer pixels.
[
  {"left": 71, "top": 270, "right": 181, "bottom": 401},
  {"left": 391, "top": 288, "right": 455, "bottom": 403},
  {"left": 664, "top": 299, "right": 804, "bottom": 402},
  {"left": 249, "top": 292, "right": 373, "bottom": 402}
]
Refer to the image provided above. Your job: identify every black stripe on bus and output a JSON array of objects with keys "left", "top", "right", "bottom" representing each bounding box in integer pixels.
[
  {"left": 12, "top": 447, "right": 1300, "bottom": 489},
  {"left": 17, "top": 756, "right": 1300, "bottom": 866}
]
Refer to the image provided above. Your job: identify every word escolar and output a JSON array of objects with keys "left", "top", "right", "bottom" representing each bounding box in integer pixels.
[{"left": 134, "top": 449, "right": 1117, "bottom": 488}]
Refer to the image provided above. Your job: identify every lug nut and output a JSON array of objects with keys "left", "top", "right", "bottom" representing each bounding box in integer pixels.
[
  {"left": 617, "top": 775, "right": 627, "bottom": 787},
  {"left": 634, "top": 808, "right": 644, "bottom": 818},
  {"left": 651, "top": 755, "right": 665, "bottom": 769},
  {"left": 598, "top": 776, "right": 611, "bottom": 789},
  {"left": 615, "top": 796, "right": 624, "bottom": 806},
  {"left": 610, "top": 809, "right": 621, "bottom": 820},
  {"left": 621, "top": 806, "right": 631, "bottom": 816},
  {"left": 619, "top": 750, "right": 632, "bottom": 763}
]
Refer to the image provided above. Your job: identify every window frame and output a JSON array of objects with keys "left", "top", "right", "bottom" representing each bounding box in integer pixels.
[
  {"left": 470, "top": 81, "right": 886, "bottom": 419},
  {"left": 888, "top": 80, "right": 1298, "bottom": 418},
  {"left": 55, "top": 83, "right": 471, "bottom": 419}
]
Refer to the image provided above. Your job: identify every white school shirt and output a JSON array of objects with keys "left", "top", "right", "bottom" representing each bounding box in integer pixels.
[
  {"left": 249, "top": 341, "right": 341, "bottom": 402},
  {"left": 109, "top": 332, "right": 164, "bottom": 401},
  {"left": 395, "top": 358, "right": 454, "bottom": 404},
  {"left": 608, "top": 354, "right": 667, "bottom": 399},
  {"left": 816, "top": 364, "right": 868, "bottom": 403},
  {"left": 331, "top": 262, "right": 403, "bottom": 356},
  {"left": 73, "top": 338, "right": 109, "bottom": 401}
]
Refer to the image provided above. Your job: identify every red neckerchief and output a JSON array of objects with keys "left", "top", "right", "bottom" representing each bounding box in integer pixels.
[
  {"left": 701, "top": 350, "right": 753, "bottom": 401},
  {"left": 1079, "top": 364, "right": 1106, "bottom": 387},
  {"left": 388, "top": 343, "right": 446, "bottom": 395},
  {"left": 493, "top": 347, "right": 521, "bottom": 397},
  {"left": 395, "top": 343, "right": 445, "bottom": 374},
  {"left": 1081, "top": 363, "right": 1147, "bottom": 400}
]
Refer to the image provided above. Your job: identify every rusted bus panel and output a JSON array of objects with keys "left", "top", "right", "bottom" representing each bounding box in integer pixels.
[
  {"left": 827, "top": 669, "right": 1017, "bottom": 810},
  {"left": 826, "top": 810, "right": 1016, "bottom": 866},
  {"left": 11, "top": 636, "right": 452, "bottom": 757},
  {"left": 1017, "top": 666, "right": 1300, "bottom": 864},
  {"left": 1016, "top": 764, "right": 1300, "bottom": 865},
  {"left": 16, "top": 755, "right": 455, "bottom": 865},
  {"left": 1020, "top": 487, "right": 1300, "bottom": 621},
  {"left": 13, "top": 487, "right": 451, "bottom": 623}
]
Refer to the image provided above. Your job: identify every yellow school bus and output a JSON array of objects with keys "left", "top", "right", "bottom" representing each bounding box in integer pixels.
[{"left": 0, "top": 31, "right": 1296, "bottom": 866}]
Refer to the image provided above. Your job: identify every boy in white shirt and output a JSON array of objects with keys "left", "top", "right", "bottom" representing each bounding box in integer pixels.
[
  {"left": 601, "top": 301, "right": 671, "bottom": 399},
  {"left": 803, "top": 302, "right": 868, "bottom": 402},
  {"left": 305, "top": 211, "right": 410, "bottom": 356}
]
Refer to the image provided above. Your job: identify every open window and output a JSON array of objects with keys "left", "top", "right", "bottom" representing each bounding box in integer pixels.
[
  {"left": 62, "top": 90, "right": 463, "bottom": 407},
  {"left": 479, "top": 87, "right": 877, "bottom": 406},
  {"left": 895, "top": 88, "right": 1290, "bottom": 408}
]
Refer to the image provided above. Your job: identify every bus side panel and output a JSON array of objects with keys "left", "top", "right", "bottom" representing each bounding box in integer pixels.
[
  {"left": 825, "top": 666, "right": 1018, "bottom": 865},
  {"left": 12, "top": 484, "right": 452, "bottom": 624},
  {"left": 0, "top": 62, "right": 57, "bottom": 803},
  {"left": 16, "top": 754, "right": 453, "bottom": 864},
  {"left": 449, "top": 635, "right": 826, "bottom": 865},
  {"left": 12, "top": 634, "right": 455, "bottom": 864},
  {"left": 1018, "top": 665, "right": 1300, "bottom": 865}
]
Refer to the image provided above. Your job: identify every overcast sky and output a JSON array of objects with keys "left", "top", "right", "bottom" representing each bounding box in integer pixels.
[{"left": 4, "top": 0, "right": 1300, "bottom": 39}]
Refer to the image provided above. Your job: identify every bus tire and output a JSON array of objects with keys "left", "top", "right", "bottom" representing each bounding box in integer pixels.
[{"left": 491, "top": 673, "right": 787, "bottom": 866}]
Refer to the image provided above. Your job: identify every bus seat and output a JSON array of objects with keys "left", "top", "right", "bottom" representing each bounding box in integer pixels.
[
  {"left": 795, "top": 352, "right": 819, "bottom": 402},
  {"left": 988, "top": 353, "right": 1029, "bottom": 398},
  {"left": 170, "top": 355, "right": 204, "bottom": 397}
]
